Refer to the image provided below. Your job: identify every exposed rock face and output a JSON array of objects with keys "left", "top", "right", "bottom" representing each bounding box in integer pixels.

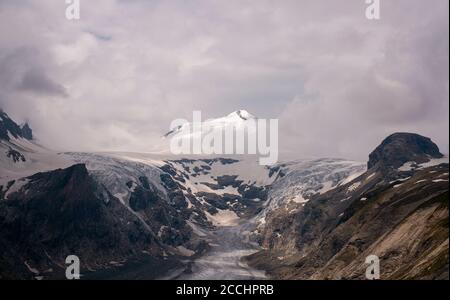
[
  {"left": 20, "top": 123, "right": 33, "bottom": 140},
  {"left": 0, "top": 164, "right": 168, "bottom": 279},
  {"left": 6, "top": 148, "right": 26, "bottom": 163},
  {"left": 247, "top": 133, "right": 449, "bottom": 280},
  {"left": 126, "top": 175, "right": 193, "bottom": 247},
  {"left": 0, "top": 111, "right": 33, "bottom": 141},
  {"left": 160, "top": 159, "right": 271, "bottom": 219},
  {"left": 368, "top": 132, "right": 443, "bottom": 170}
]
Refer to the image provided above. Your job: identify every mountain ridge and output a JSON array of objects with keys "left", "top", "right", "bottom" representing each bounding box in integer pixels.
[
  {"left": 245, "top": 133, "right": 449, "bottom": 280},
  {"left": 368, "top": 132, "right": 443, "bottom": 170},
  {"left": 0, "top": 111, "right": 33, "bottom": 141},
  {"left": 0, "top": 110, "right": 448, "bottom": 280}
]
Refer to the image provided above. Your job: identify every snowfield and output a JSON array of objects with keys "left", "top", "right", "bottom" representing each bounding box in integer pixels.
[
  {"left": 254, "top": 158, "right": 366, "bottom": 227},
  {"left": 1, "top": 135, "right": 368, "bottom": 234}
]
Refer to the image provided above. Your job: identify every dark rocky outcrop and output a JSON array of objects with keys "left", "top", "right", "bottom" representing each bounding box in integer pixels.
[
  {"left": 6, "top": 148, "right": 26, "bottom": 163},
  {"left": 368, "top": 132, "right": 443, "bottom": 170},
  {"left": 216, "top": 175, "right": 243, "bottom": 188},
  {"left": 129, "top": 184, "right": 158, "bottom": 211},
  {"left": 20, "top": 123, "right": 33, "bottom": 140},
  {"left": 126, "top": 175, "right": 193, "bottom": 247},
  {"left": 0, "top": 111, "right": 33, "bottom": 141},
  {"left": 0, "top": 164, "right": 167, "bottom": 279}
]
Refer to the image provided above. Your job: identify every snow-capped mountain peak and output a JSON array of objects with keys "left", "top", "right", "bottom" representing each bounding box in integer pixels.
[
  {"left": 226, "top": 110, "right": 256, "bottom": 121},
  {"left": 164, "top": 110, "right": 258, "bottom": 138}
]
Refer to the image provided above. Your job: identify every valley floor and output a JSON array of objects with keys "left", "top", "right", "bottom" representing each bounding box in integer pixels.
[
  {"left": 82, "top": 222, "right": 267, "bottom": 280},
  {"left": 175, "top": 224, "right": 266, "bottom": 280}
]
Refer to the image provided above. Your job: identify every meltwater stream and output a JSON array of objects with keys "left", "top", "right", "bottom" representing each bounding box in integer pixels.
[
  {"left": 175, "top": 224, "right": 267, "bottom": 280},
  {"left": 84, "top": 222, "right": 267, "bottom": 280}
]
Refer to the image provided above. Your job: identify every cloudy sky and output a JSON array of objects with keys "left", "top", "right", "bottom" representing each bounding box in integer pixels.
[{"left": 0, "top": 0, "right": 448, "bottom": 161}]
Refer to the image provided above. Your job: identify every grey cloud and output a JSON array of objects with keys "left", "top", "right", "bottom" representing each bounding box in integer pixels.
[
  {"left": 0, "top": 0, "right": 447, "bottom": 158},
  {"left": 17, "top": 68, "right": 67, "bottom": 97}
]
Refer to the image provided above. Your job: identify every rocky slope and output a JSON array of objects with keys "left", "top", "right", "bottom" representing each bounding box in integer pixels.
[
  {"left": 246, "top": 133, "right": 449, "bottom": 280},
  {"left": 1, "top": 111, "right": 447, "bottom": 280},
  {"left": 0, "top": 164, "right": 173, "bottom": 280},
  {"left": 0, "top": 112, "right": 272, "bottom": 279},
  {"left": 0, "top": 110, "right": 33, "bottom": 142},
  {"left": 0, "top": 113, "right": 194, "bottom": 279}
]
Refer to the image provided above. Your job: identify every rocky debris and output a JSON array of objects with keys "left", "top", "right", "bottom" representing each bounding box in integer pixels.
[
  {"left": 6, "top": 148, "right": 26, "bottom": 163},
  {"left": 170, "top": 158, "right": 239, "bottom": 166},
  {"left": 206, "top": 158, "right": 239, "bottom": 165},
  {"left": 159, "top": 159, "right": 269, "bottom": 221},
  {"left": 160, "top": 173, "right": 178, "bottom": 190},
  {"left": 160, "top": 163, "right": 187, "bottom": 182},
  {"left": 157, "top": 162, "right": 218, "bottom": 230},
  {"left": 201, "top": 182, "right": 223, "bottom": 190},
  {"left": 129, "top": 183, "right": 159, "bottom": 211},
  {"left": 20, "top": 123, "right": 33, "bottom": 140},
  {"left": 368, "top": 132, "right": 443, "bottom": 170},
  {"left": 126, "top": 176, "right": 193, "bottom": 247},
  {"left": 196, "top": 192, "right": 242, "bottom": 211},
  {"left": 216, "top": 175, "right": 243, "bottom": 188},
  {"left": 268, "top": 166, "right": 285, "bottom": 179},
  {"left": 238, "top": 184, "right": 267, "bottom": 201}
]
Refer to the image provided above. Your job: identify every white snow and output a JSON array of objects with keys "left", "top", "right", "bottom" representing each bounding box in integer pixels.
[
  {"left": 262, "top": 159, "right": 365, "bottom": 210},
  {"left": 187, "top": 221, "right": 208, "bottom": 237},
  {"left": 24, "top": 261, "right": 39, "bottom": 274},
  {"left": 340, "top": 196, "right": 351, "bottom": 202},
  {"left": 419, "top": 157, "right": 449, "bottom": 168},
  {"left": 158, "top": 225, "right": 168, "bottom": 237},
  {"left": 398, "top": 156, "right": 449, "bottom": 172},
  {"left": 4, "top": 178, "right": 29, "bottom": 199},
  {"left": 318, "top": 181, "right": 334, "bottom": 194},
  {"left": 206, "top": 209, "right": 240, "bottom": 227},
  {"left": 162, "top": 156, "right": 276, "bottom": 207},
  {"left": 398, "top": 161, "right": 416, "bottom": 171},
  {"left": 291, "top": 194, "right": 308, "bottom": 204},
  {"left": 366, "top": 173, "right": 376, "bottom": 180},
  {"left": 414, "top": 179, "right": 428, "bottom": 184},
  {"left": 113, "top": 191, "right": 128, "bottom": 205},
  {"left": 339, "top": 168, "right": 366, "bottom": 186},
  {"left": 186, "top": 198, "right": 194, "bottom": 209},
  {"left": 389, "top": 177, "right": 411, "bottom": 185},
  {"left": 0, "top": 138, "right": 74, "bottom": 187},
  {"left": 253, "top": 158, "right": 365, "bottom": 228},
  {"left": 177, "top": 246, "right": 195, "bottom": 257},
  {"left": 432, "top": 179, "right": 448, "bottom": 183},
  {"left": 162, "top": 110, "right": 259, "bottom": 157},
  {"left": 347, "top": 181, "right": 361, "bottom": 192},
  {"left": 67, "top": 152, "right": 167, "bottom": 208}
]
